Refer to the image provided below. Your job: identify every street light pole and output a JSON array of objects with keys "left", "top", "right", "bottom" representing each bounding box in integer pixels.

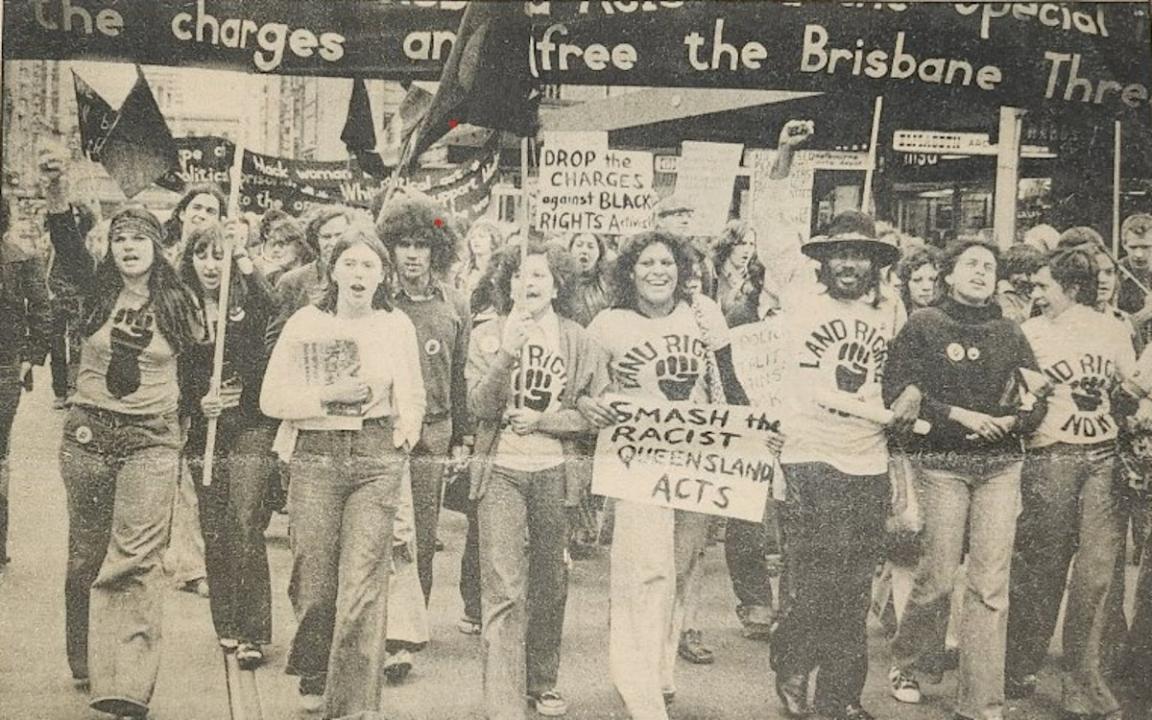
[{"left": 993, "top": 106, "right": 1024, "bottom": 251}]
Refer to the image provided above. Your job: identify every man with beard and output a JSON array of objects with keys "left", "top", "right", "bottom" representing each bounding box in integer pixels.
[{"left": 771, "top": 209, "right": 914, "bottom": 720}]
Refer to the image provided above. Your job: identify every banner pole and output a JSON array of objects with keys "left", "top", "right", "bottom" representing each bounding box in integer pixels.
[
  {"left": 861, "top": 96, "right": 883, "bottom": 213},
  {"left": 202, "top": 137, "right": 245, "bottom": 486},
  {"left": 1113, "top": 120, "right": 1123, "bottom": 258},
  {"left": 519, "top": 135, "right": 531, "bottom": 281}
]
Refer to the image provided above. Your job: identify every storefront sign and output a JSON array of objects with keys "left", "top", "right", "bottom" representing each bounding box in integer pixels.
[{"left": 591, "top": 394, "right": 778, "bottom": 521}]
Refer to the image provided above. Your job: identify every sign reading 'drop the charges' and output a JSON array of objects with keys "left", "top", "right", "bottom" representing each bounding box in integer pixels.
[
  {"left": 535, "top": 131, "right": 655, "bottom": 236},
  {"left": 591, "top": 394, "right": 779, "bottom": 521}
]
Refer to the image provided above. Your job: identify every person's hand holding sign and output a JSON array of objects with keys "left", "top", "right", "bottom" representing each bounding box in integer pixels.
[
  {"left": 200, "top": 381, "right": 242, "bottom": 419},
  {"left": 577, "top": 396, "right": 618, "bottom": 429},
  {"left": 323, "top": 376, "right": 372, "bottom": 406}
]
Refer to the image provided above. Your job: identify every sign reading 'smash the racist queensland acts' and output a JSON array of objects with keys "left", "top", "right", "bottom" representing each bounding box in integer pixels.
[{"left": 592, "top": 394, "right": 779, "bottom": 521}]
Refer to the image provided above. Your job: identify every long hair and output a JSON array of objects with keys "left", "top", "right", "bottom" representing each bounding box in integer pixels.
[
  {"left": 710, "top": 219, "right": 765, "bottom": 294},
  {"left": 565, "top": 231, "right": 611, "bottom": 277},
  {"left": 178, "top": 222, "right": 249, "bottom": 318},
  {"left": 83, "top": 207, "right": 204, "bottom": 354},
  {"left": 259, "top": 209, "right": 313, "bottom": 266},
  {"left": 1047, "top": 246, "right": 1099, "bottom": 306},
  {"left": 163, "top": 183, "right": 226, "bottom": 248},
  {"left": 464, "top": 218, "right": 506, "bottom": 271},
  {"left": 611, "top": 231, "right": 697, "bottom": 313},
  {"left": 896, "top": 244, "right": 943, "bottom": 310},
  {"left": 315, "top": 224, "right": 395, "bottom": 313},
  {"left": 484, "top": 240, "right": 580, "bottom": 318}
]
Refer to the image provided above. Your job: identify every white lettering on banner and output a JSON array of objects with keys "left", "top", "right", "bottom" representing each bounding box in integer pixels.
[
  {"left": 730, "top": 318, "right": 786, "bottom": 410},
  {"left": 800, "top": 24, "right": 1003, "bottom": 91},
  {"left": 34, "top": 0, "right": 124, "bottom": 36},
  {"left": 1042, "top": 52, "right": 1151, "bottom": 109},
  {"left": 591, "top": 394, "right": 779, "bottom": 521},
  {"left": 169, "top": 0, "right": 345, "bottom": 73},
  {"left": 535, "top": 132, "right": 654, "bottom": 235},
  {"left": 529, "top": 22, "right": 638, "bottom": 78},
  {"left": 675, "top": 141, "right": 744, "bottom": 237}
]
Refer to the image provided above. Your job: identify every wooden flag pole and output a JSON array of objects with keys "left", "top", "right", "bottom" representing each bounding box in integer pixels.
[
  {"left": 519, "top": 135, "right": 531, "bottom": 279},
  {"left": 202, "top": 137, "right": 245, "bottom": 485},
  {"left": 861, "top": 96, "right": 884, "bottom": 213},
  {"left": 1113, "top": 120, "right": 1123, "bottom": 258}
]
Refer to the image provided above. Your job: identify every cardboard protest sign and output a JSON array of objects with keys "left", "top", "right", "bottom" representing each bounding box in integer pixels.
[
  {"left": 300, "top": 337, "right": 362, "bottom": 417},
  {"left": 674, "top": 141, "right": 743, "bottom": 237},
  {"left": 535, "top": 131, "right": 654, "bottom": 235},
  {"left": 591, "top": 393, "right": 779, "bottom": 521},
  {"left": 730, "top": 317, "right": 787, "bottom": 411}
]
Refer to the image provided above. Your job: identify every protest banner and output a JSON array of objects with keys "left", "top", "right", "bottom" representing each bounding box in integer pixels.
[
  {"left": 674, "top": 141, "right": 743, "bottom": 237},
  {"left": 730, "top": 317, "right": 787, "bottom": 411},
  {"left": 155, "top": 133, "right": 498, "bottom": 220},
  {"left": 591, "top": 393, "right": 780, "bottom": 522},
  {"left": 534, "top": 131, "right": 655, "bottom": 235}
]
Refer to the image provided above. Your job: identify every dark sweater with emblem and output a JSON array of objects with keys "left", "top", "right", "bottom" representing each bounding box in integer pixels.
[{"left": 883, "top": 296, "right": 1046, "bottom": 471}]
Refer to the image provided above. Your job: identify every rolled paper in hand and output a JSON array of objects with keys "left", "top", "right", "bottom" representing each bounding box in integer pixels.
[{"left": 814, "top": 390, "right": 932, "bottom": 435}]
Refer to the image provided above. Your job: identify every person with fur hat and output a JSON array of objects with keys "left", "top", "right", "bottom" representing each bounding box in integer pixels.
[
  {"left": 375, "top": 189, "right": 474, "bottom": 677},
  {"left": 771, "top": 207, "right": 914, "bottom": 720},
  {"left": 44, "top": 162, "right": 205, "bottom": 718}
]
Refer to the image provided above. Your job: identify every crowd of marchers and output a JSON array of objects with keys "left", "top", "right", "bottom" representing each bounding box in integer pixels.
[{"left": 1, "top": 121, "right": 1151, "bottom": 720}]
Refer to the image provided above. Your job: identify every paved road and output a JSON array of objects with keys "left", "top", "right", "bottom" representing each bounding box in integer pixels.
[{"left": 0, "top": 381, "right": 1139, "bottom": 719}]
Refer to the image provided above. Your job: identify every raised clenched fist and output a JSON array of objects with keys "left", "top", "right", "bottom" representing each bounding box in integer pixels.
[
  {"left": 1071, "top": 375, "right": 1106, "bottom": 413},
  {"left": 656, "top": 354, "right": 700, "bottom": 401},
  {"left": 519, "top": 367, "right": 554, "bottom": 412},
  {"left": 834, "top": 341, "right": 871, "bottom": 394}
]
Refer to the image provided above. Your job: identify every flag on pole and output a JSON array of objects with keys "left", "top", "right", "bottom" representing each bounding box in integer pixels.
[
  {"left": 72, "top": 71, "right": 117, "bottom": 161},
  {"left": 399, "top": 1, "right": 539, "bottom": 173},
  {"left": 74, "top": 67, "right": 179, "bottom": 198},
  {"left": 341, "top": 77, "right": 388, "bottom": 178}
]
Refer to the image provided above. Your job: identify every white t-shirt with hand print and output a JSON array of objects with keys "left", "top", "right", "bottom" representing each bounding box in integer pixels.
[
  {"left": 496, "top": 311, "right": 568, "bottom": 472},
  {"left": 587, "top": 297, "right": 730, "bottom": 405}
]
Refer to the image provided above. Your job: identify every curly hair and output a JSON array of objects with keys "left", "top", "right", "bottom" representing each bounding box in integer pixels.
[
  {"left": 84, "top": 207, "right": 204, "bottom": 354},
  {"left": 303, "top": 205, "right": 365, "bottom": 262},
  {"left": 999, "top": 243, "right": 1045, "bottom": 281},
  {"left": 610, "top": 231, "right": 697, "bottom": 313},
  {"left": 163, "top": 183, "right": 226, "bottom": 247},
  {"left": 1046, "top": 246, "right": 1099, "bottom": 307},
  {"left": 482, "top": 240, "right": 580, "bottom": 318},
  {"left": 895, "top": 244, "right": 944, "bottom": 309},
  {"left": 315, "top": 223, "right": 395, "bottom": 313},
  {"left": 464, "top": 218, "right": 507, "bottom": 270},
  {"left": 375, "top": 190, "right": 460, "bottom": 274}
]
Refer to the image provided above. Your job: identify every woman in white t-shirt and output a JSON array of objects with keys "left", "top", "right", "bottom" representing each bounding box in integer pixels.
[
  {"left": 580, "top": 230, "right": 757, "bottom": 720},
  {"left": 261, "top": 226, "right": 425, "bottom": 719},
  {"left": 466, "top": 241, "right": 602, "bottom": 719}
]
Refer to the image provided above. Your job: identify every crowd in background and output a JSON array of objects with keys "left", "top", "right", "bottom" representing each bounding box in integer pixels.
[{"left": 1, "top": 121, "right": 1151, "bottom": 720}]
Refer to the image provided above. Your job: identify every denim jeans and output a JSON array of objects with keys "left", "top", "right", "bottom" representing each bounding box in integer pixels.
[
  {"left": 187, "top": 418, "right": 277, "bottom": 644},
  {"left": 478, "top": 463, "right": 569, "bottom": 720},
  {"left": 891, "top": 459, "right": 1022, "bottom": 720},
  {"left": 460, "top": 505, "right": 482, "bottom": 622},
  {"left": 59, "top": 404, "right": 182, "bottom": 715},
  {"left": 0, "top": 363, "right": 22, "bottom": 561},
  {"left": 410, "top": 417, "right": 452, "bottom": 603},
  {"left": 771, "top": 463, "right": 888, "bottom": 714},
  {"left": 1006, "top": 443, "right": 1124, "bottom": 716},
  {"left": 286, "top": 421, "right": 404, "bottom": 720}
]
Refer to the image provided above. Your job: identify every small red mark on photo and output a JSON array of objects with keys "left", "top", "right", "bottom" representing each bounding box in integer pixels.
[
  {"left": 448, "top": 119, "right": 459, "bottom": 129},
  {"left": 434, "top": 218, "right": 444, "bottom": 228}
]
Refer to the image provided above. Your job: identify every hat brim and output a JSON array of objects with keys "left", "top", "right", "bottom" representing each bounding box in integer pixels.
[{"left": 801, "top": 238, "right": 900, "bottom": 268}]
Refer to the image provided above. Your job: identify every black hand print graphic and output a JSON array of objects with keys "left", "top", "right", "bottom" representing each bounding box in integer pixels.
[
  {"left": 1071, "top": 375, "right": 1106, "bottom": 412},
  {"left": 106, "top": 307, "right": 154, "bottom": 398},
  {"left": 656, "top": 355, "right": 700, "bottom": 401},
  {"left": 835, "top": 341, "right": 871, "bottom": 394},
  {"left": 519, "top": 367, "right": 554, "bottom": 412}
]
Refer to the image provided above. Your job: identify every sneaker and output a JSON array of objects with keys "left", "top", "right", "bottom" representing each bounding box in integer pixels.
[
  {"left": 775, "top": 672, "right": 812, "bottom": 717},
  {"left": 218, "top": 637, "right": 239, "bottom": 651},
  {"left": 53, "top": 397, "right": 68, "bottom": 410},
  {"left": 457, "top": 616, "right": 482, "bottom": 635},
  {"left": 889, "top": 666, "right": 922, "bottom": 704},
  {"left": 837, "top": 704, "right": 876, "bottom": 720},
  {"left": 384, "top": 649, "right": 413, "bottom": 683},
  {"left": 235, "top": 642, "right": 264, "bottom": 670},
  {"left": 531, "top": 690, "right": 568, "bottom": 717},
  {"left": 677, "top": 629, "right": 715, "bottom": 664}
]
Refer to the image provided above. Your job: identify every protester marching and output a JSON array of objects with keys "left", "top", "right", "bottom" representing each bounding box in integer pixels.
[{"left": 3, "top": 2, "right": 1152, "bottom": 720}]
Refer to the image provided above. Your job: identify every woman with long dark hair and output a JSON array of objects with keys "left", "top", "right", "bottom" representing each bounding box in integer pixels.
[
  {"left": 261, "top": 225, "right": 425, "bottom": 719},
  {"left": 710, "top": 220, "right": 765, "bottom": 325},
  {"left": 177, "top": 220, "right": 278, "bottom": 669},
  {"left": 162, "top": 183, "right": 226, "bottom": 265},
  {"left": 895, "top": 245, "right": 943, "bottom": 314},
  {"left": 47, "top": 166, "right": 204, "bottom": 717},
  {"left": 466, "top": 240, "right": 601, "bottom": 719},
  {"left": 578, "top": 230, "right": 755, "bottom": 719}
]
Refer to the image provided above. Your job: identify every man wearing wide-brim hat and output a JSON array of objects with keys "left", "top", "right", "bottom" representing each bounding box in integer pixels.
[{"left": 770, "top": 209, "right": 917, "bottom": 720}]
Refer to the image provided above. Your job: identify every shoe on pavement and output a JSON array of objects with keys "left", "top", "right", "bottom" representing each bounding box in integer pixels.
[
  {"left": 218, "top": 637, "right": 239, "bottom": 651},
  {"left": 1004, "top": 673, "right": 1037, "bottom": 700},
  {"left": 889, "top": 666, "right": 922, "bottom": 704},
  {"left": 457, "top": 616, "right": 481, "bottom": 635},
  {"left": 91, "top": 698, "right": 148, "bottom": 717},
  {"left": 530, "top": 690, "right": 568, "bottom": 716},
  {"left": 775, "top": 671, "right": 812, "bottom": 717},
  {"left": 384, "top": 649, "right": 413, "bottom": 683},
  {"left": 678, "top": 629, "right": 715, "bottom": 664},
  {"left": 53, "top": 397, "right": 68, "bottom": 410},
  {"left": 834, "top": 704, "right": 876, "bottom": 720},
  {"left": 236, "top": 642, "right": 264, "bottom": 670}
]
